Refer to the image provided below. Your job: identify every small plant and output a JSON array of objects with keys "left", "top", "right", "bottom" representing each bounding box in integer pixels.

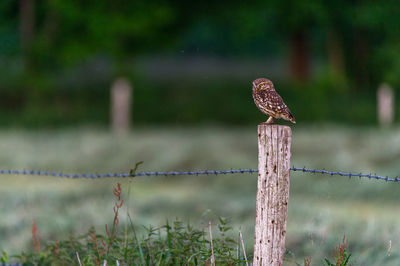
[
  {"left": 304, "top": 256, "right": 311, "bottom": 266},
  {"left": 324, "top": 235, "right": 352, "bottom": 266},
  {"left": 32, "top": 219, "right": 41, "bottom": 254},
  {"left": 0, "top": 251, "right": 9, "bottom": 265}
]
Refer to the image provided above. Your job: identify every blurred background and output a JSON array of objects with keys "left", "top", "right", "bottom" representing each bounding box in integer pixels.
[{"left": 1, "top": 0, "right": 400, "bottom": 265}]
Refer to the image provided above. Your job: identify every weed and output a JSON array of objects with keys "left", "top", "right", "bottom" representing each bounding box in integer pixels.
[
  {"left": 324, "top": 235, "right": 352, "bottom": 266},
  {"left": 31, "top": 219, "right": 41, "bottom": 254}
]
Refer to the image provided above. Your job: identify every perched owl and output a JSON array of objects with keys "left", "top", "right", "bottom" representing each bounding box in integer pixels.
[{"left": 252, "top": 78, "right": 296, "bottom": 124}]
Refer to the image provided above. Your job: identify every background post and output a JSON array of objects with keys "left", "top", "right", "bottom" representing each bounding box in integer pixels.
[
  {"left": 377, "top": 83, "right": 394, "bottom": 127},
  {"left": 253, "top": 124, "right": 292, "bottom": 266},
  {"left": 111, "top": 77, "right": 132, "bottom": 134}
]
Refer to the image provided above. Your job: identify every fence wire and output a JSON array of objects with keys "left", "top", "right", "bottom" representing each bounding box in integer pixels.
[{"left": 0, "top": 167, "right": 399, "bottom": 182}]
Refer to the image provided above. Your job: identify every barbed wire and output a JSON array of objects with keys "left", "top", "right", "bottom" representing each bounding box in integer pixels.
[
  {"left": 0, "top": 167, "right": 399, "bottom": 182},
  {"left": 290, "top": 167, "right": 400, "bottom": 182},
  {"left": 0, "top": 168, "right": 258, "bottom": 178}
]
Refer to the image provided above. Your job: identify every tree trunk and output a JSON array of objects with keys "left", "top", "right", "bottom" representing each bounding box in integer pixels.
[
  {"left": 20, "top": 0, "right": 35, "bottom": 51},
  {"left": 327, "top": 28, "right": 345, "bottom": 75},
  {"left": 289, "top": 30, "right": 310, "bottom": 82}
]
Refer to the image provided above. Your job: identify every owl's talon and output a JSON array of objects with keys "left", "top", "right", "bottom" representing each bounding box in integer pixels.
[{"left": 266, "top": 116, "right": 274, "bottom": 124}]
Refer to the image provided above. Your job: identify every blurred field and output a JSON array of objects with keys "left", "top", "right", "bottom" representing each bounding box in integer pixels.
[{"left": 1, "top": 125, "right": 400, "bottom": 265}]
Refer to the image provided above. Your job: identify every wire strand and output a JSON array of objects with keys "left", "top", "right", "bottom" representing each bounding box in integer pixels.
[{"left": 0, "top": 167, "right": 399, "bottom": 182}]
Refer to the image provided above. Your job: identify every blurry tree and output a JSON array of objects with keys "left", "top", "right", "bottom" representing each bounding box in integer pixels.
[
  {"left": 317, "top": 1, "right": 347, "bottom": 77},
  {"left": 32, "top": 0, "right": 176, "bottom": 74},
  {"left": 316, "top": 0, "right": 400, "bottom": 91},
  {"left": 350, "top": 0, "right": 400, "bottom": 88},
  {"left": 19, "top": 0, "right": 35, "bottom": 56},
  {"left": 1, "top": 0, "right": 400, "bottom": 126},
  {"left": 0, "top": 1, "right": 19, "bottom": 56},
  {"left": 269, "top": 0, "right": 323, "bottom": 82}
]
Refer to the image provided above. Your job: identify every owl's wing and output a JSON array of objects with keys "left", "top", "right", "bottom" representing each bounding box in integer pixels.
[{"left": 258, "top": 90, "right": 289, "bottom": 114}]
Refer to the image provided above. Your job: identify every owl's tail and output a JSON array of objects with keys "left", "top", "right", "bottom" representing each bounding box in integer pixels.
[{"left": 288, "top": 111, "right": 296, "bottom": 124}]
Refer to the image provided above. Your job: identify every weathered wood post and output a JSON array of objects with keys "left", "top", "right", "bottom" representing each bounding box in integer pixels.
[
  {"left": 253, "top": 124, "right": 292, "bottom": 266},
  {"left": 111, "top": 78, "right": 132, "bottom": 134},
  {"left": 377, "top": 83, "right": 394, "bottom": 127}
]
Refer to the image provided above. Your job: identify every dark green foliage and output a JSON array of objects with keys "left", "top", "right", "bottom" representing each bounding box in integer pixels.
[
  {"left": 1, "top": 219, "right": 248, "bottom": 265},
  {"left": 1, "top": 1, "right": 400, "bottom": 127}
]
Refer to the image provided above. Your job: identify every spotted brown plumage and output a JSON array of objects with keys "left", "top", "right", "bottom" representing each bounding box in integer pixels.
[{"left": 252, "top": 78, "right": 296, "bottom": 124}]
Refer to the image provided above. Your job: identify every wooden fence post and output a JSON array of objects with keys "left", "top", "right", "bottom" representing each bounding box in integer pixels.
[
  {"left": 377, "top": 83, "right": 394, "bottom": 127},
  {"left": 253, "top": 124, "right": 292, "bottom": 266},
  {"left": 111, "top": 78, "right": 132, "bottom": 134}
]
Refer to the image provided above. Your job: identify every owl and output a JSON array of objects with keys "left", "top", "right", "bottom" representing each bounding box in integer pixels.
[{"left": 252, "top": 78, "right": 296, "bottom": 124}]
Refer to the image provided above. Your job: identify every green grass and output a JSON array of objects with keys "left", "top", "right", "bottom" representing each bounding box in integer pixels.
[
  {"left": 1, "top": 125, "right": 400, "bottom": 265},
  {"left": 2, "top": 193, "right": 246, "bottom": 265}
]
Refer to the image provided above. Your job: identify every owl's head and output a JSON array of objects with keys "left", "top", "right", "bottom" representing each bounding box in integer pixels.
[{"left": 252, "top": 78, "right": 274, "bottom": 92}]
